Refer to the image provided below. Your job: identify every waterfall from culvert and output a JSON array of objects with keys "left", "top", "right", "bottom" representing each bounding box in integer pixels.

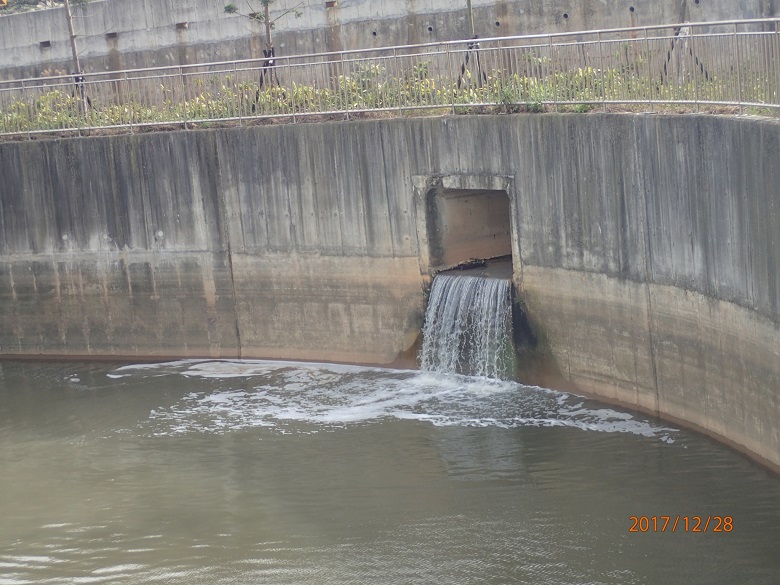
[{"left": 420, "top": 274, "right": 513, "bottom": 380}]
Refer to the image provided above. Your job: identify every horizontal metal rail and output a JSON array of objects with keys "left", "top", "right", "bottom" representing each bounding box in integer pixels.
[{"left": 1, "top": 18, "right": 778, "bottom": 137}]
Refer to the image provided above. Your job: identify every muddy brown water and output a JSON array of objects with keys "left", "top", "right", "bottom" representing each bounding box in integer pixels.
[{"left": 1, "top": 359, "right": 779, "bottom": 584}]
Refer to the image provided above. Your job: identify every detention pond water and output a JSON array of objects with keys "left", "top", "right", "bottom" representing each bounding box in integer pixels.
[{"left": 1, "top": 359, "right": 779, "bottom": 585}]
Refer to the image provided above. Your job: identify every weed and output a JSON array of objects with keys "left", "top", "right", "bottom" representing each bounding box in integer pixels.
[
  {"left": 1, "top": 60, "right": 777, "bottom": 135},
  {"left": 525, "top": 101, "right": 544, "bottom": 113},
  {"left": 572, "top": 103, "right": 596, "bottom": 113}
]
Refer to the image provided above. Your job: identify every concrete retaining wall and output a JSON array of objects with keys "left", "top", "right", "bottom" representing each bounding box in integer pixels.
[
  {"left": 1, "top": 113, "right": 779, "bottom": 468},
  {"left": 1, "top": 0, "right": 777, "bottom": 80},
  {"left": 0, "top": 126, "right": 426, "bottom": 363}
]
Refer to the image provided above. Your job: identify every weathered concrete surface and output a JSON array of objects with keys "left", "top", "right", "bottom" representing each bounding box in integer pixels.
[
  {"left": 0, "top": 132, "right": 239, "bottom": 358},
  {"left": 522, "top": 267, "right": 780, "bottom": 467},
  {"left": 1, "top": 113, "right": 780, "bottom": 469},
  {"left": 426, "top": 189, "right": 512, "bottom": 271},
  {"left": 0, "top": 125, "right": 428, "bottom": 364},
  {"left": 1, "top": 0, "right": 776, "bottom": 80},
  {"left": 230, "top": 254, "right": 423, "bottom": 363},
  {"left": 0, "top": 253, "right": 238, "bottom": 358}
]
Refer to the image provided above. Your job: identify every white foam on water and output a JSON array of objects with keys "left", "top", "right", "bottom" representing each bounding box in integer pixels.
[
  {"left": 110, "top": 359, "right": 384, "bottom": 380},
  {"left": 107, "top": 359, "right": 214, "bottom": 379},
  {"left": 91, "top": 564, "right": 146, "bottom": 575},
  {"left": 1, "top": 556, "right": 59, "bottom": 565},
  {"left": 112, "top": 359, "right": 677, "bottom": 442}
]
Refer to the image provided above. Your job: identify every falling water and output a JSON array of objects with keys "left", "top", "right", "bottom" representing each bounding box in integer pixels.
[{"left": 420, "top": 274, "right": 513, "bottom": 379}]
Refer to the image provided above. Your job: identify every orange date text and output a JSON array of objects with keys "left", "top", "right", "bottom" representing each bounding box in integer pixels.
[{"left": 629, "top": 516, "right": 733, "bottom": 533}]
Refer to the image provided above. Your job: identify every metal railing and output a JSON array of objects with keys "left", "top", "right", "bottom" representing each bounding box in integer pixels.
[{"left": 1, "top": 18, "right": 778, "bottom": 137}]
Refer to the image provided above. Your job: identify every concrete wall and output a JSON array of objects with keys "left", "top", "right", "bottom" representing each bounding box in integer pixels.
[
  {"left": 1, "top": 113, "right": 779, "bottom": 469},
  {"left": 426, "top": 187, "right": 513, "bottom": 270},
  {"left": 0, "top": 127, "right": 425, "bottom": 363},
  {"left": 1, "top": 0, "right": 777, "bottom": 80}
]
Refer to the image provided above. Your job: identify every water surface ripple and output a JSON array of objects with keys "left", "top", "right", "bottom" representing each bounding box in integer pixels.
[{"left": 1, "top": 359, "right": 779, "bottom": 585}]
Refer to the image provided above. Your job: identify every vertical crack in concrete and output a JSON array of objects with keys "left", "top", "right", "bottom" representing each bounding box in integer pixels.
[
  {"left": 378, "top": 123, "right": 398, "bottom": 258},
  {"left": 643, "top": 119, "right": 661, "bottom": 416},
  {"left": 644, "top": 242, "right": 661, "bottom": 417},
  {"left": 215, "top": 133, "right": 242, "bottom": 358}
]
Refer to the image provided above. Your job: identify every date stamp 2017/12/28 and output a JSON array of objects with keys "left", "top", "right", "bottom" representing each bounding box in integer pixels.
[{"left": 629, "top": 516, "right": 733, "bottom": 533}]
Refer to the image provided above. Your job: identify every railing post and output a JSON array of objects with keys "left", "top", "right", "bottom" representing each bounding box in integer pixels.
[
  {"left": 180, "top": 66, "right": 188, "bottom": 129},
  {"left": 598, "top": 31, "right": 606, "bottom": 111},
  {"left": 395, "top": 48, "right": 403, "bottom": 116},
  {"left": 234, "top": 62, "right": 242, "bottom": 127},
  {"left": 775, "top": 21, "right": 780, "bottom": 108},
  {"left": 549, "top": 35, "right": 557, "bottom": 111},
  {"left": 691, "top": 29, "right": 700, "bottom": 112},
  {"left": 340, "top": 50, "right": 349, "bottom": 120},
  {"left": 735, "top": 23, "right": 743, "bottom": 113},
  {"left": 21, "top": 79, "right": 30, "bottom": 138},
  {"left": 446, "top": 43, "right": 455, "bottom": 114},
  {"left": 124, "top": 72, "right": 134, "bottom": 133},
  {"left": 645, "top": 27, "right": 654, "bottom": 112},
  {"left": 289, "top": 59, "right": 296, "bottom": 123}
]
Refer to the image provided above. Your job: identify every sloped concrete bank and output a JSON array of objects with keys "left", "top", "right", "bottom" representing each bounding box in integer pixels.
[{"left": 1, "top": 113, "right": 779, "bottom": 468}]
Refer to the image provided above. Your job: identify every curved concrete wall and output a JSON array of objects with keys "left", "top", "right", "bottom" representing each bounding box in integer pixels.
[
  {"left": 1, "top": 113, "right": 779, "bottom": 469},
  {"left": 1, "top": 0, "right": 777, "bottom": 80}
]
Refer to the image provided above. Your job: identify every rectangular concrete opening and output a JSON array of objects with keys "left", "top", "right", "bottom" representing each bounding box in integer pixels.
[{"left": 426, "top": 188, "right": 512, "bottom": 271}]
